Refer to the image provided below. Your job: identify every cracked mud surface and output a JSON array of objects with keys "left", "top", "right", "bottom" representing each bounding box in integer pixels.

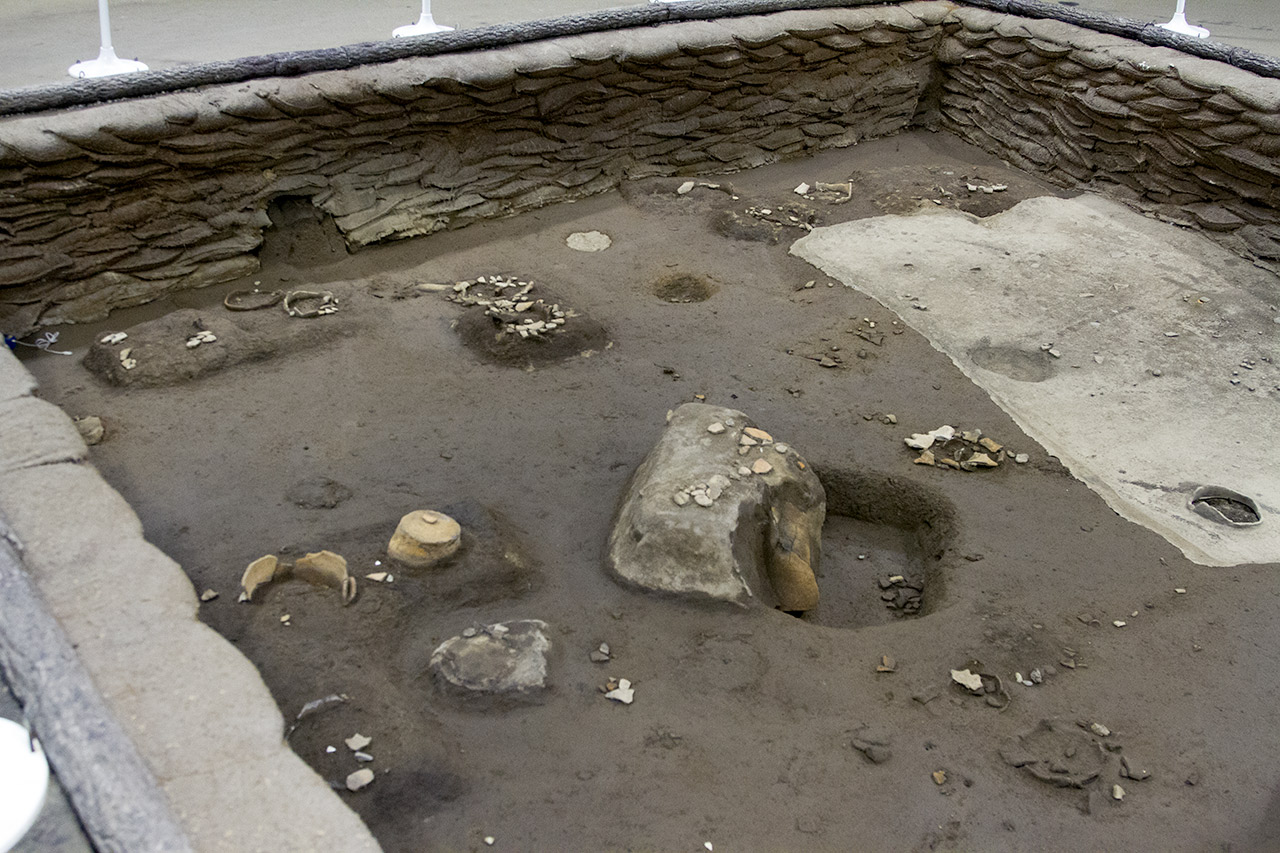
[{"left": 20, "top": 131, "right": 1280, "bottom": 852}]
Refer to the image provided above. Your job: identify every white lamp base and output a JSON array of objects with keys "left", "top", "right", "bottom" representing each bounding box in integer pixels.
[
  {"left": 1158, "top": 12, "right": 1210, "bottom": 38},
  {"left": 68, "top": 45, "right": 148, "bottom": 78},
  {"left": 393, "top": 15, "right": 453, "bottom": 37},
  {"left": 0, "top": 719, "right": 49, "bottom": 853}
]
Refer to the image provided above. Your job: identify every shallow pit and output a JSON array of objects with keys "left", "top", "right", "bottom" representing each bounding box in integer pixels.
[{"left": 652, "top": 273, "right": 717, "bottom": 304}]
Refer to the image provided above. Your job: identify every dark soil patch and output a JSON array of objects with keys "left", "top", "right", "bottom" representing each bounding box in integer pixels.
[{"left": 20, "top": 132, "right": 1250, "bottom": 853}]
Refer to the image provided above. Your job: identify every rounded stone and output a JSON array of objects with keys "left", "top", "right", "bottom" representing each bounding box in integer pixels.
[
  {"left": 430, "top": 620, "right": 551, "bottom": 695},
  {"left": 387, "top": 510, "right": 462, "bottom": 568},
  {"left": 566, "top": 230, "right": 612, "bottom": 252}
]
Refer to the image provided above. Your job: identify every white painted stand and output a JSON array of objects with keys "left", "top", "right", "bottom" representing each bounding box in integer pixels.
[
  {"left": 393, "top": 0, "right": 453, "bottom": 37},
  {"left": 67, "top": 0, "right": 148, "bottom": 79},
  {"left": 0, "top": 719, "right": 49, "bottom": 853},
  {"left": 1158, "top": 0, "right": 1210, "bottom": 39}
]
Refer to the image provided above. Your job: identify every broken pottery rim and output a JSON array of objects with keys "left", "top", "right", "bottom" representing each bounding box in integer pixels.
[{"left": 1188, "top": 485, "right": 1263, "bottom": 528}]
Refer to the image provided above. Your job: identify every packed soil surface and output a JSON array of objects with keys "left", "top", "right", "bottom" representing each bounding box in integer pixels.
[{"left": 19, "top": 130, "right": 1280, "bottom": 852}]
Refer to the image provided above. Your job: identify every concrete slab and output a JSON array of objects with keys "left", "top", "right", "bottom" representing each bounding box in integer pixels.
[{"left": 792, "top": 194, "right": 1279, "bottom": 567}]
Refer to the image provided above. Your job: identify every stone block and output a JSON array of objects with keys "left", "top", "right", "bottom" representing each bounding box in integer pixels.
[{"left": 607, "top": 404, "right": 825, "bottom": 609}]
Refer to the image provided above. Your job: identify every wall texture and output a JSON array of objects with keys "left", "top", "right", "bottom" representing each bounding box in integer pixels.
[
  {"left": 936, "top": 8, "right": 1280, "bottom": 272},
  {"left": 1, "top": 0, "right": 1279, "bottom": 335}
]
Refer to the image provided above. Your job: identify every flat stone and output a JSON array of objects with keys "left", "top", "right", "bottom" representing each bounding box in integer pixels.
[
  {"left": 429, "top": 619, "right": 551, "bottom": 696},
  {"left": 566, "top": 230, "right": 612, "bottom": 252},
  {"left": 604, "top": 678, "right": 635, "bottom": 704},
  {"left": 346, "top": 769, "right": 375, "bottom": 792},
  {"left": 751, "top": 459, "right": 773, "bottom": 475}
]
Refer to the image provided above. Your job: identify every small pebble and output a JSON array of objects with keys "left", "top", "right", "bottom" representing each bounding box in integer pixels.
[
  {"left": 707, "top": 422, "right": 726, "bottom": 435},
  {"left": 1112, "top": 784, "right": 1125, "bottom": 801},
  {"left": 346, "top": 769, "right": 375, "bottom": 792},
  {"left": 751, "top": 459, "right": 773, "bottom": 475},
  {"left": 693, "top": 493, "right": 714, "bottom": 507},
  {"left": 199, "top": 589, "right": 218, "bottom": 602}
]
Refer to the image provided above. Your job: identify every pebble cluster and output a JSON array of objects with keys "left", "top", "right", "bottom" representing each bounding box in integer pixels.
[
  {"left": 670, "top": 420, "right": 800, "bottom": 508},
  {"left": 879, "top": 574, "right": 924, "bottom": 616},
  {"left": 449, "top": 275, "right": 569, "bottom": 341},
  {"left": 905, "top": 425, "right": 1027, "bottom": 471},
  {"left": 185, "top": 330, "right": 217, "bottom": 349}
]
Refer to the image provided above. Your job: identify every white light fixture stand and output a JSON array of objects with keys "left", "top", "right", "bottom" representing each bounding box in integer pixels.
[
  {"left": 68, "top": 0, "right": 148, "bottom": 79},
  {"left": 392, "top": 0, "right": 453, "bottom": 37},
  {"left": 0, "top": 718, "right": 49, "bottom": 853},
  {"left": 1158, "top": 0, "right": 1210, "bottom": 39}
]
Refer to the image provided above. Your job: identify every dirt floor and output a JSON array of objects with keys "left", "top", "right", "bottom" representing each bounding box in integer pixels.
[{"left": 17, "top": 130, "right": 1280, "bottom": 852}]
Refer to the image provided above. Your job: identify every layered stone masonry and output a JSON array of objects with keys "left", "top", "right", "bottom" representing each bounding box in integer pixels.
[
  {"left": 1, "top": 1, "right": 1279, "bottom": 333},
  {"left": 0, "top": 4, "right": 946, "bottom": 331},
  {"left": 935, "top": 8, "right": 1280, "bottom": 274}
]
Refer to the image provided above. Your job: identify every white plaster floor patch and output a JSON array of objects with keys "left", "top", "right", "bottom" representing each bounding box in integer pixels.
[{"left": 792, "top": 194, "right": 1279, "bottom": 567}]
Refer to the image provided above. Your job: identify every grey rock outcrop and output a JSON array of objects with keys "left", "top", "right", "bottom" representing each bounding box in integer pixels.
[
  {"left": 607, "top": 403, "right": 825, "bottom": 609},
  {"left": 429, "top": 620, "right": 551, "bottom": 696}
]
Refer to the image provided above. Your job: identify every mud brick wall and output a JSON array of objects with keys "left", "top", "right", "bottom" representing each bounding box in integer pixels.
[
  {"left": 935, "top": 8, "right": 1280, "bottom": 274},
  {"left": 0, "top": 3, "right": 946, "bottom": 332}
]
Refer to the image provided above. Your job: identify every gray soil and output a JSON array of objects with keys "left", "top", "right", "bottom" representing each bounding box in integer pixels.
[{"left": 18, "top": 131, "right": 1280, "bottom": 852}]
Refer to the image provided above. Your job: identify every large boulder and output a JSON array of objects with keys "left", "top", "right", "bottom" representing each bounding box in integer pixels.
[{"left": 607, "top": 403, "right": 825, "bottom": 609}]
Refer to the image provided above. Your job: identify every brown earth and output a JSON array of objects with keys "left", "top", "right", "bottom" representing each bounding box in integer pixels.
[{"left": 17, "top": 130, "right": 1280, "bottom": 852}]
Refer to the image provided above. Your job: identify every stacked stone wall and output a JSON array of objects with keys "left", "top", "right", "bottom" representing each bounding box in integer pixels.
[
  {"left": 2, "top": 0, "right": 1280, "bottom": 333},
  {"left": 0, "top": 4, "right": 945, "bottom": 331},
  {"left": 936, "top": 8, "right": 1280, "bottom": 272}
]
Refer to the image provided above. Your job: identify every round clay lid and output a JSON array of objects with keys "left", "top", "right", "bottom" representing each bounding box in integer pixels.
[{"left": 399, "top": 510, "right": 462, "bottom": 545}]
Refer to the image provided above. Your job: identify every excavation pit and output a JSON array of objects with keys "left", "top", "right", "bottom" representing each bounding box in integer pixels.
[{"left": 4, "top": 4, "right": 1280, "bottom": 850}]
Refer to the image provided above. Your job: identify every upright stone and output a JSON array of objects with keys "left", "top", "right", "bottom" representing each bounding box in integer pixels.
[{"left": 607, "top": 403, "right": 825, "bottom": 610}]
